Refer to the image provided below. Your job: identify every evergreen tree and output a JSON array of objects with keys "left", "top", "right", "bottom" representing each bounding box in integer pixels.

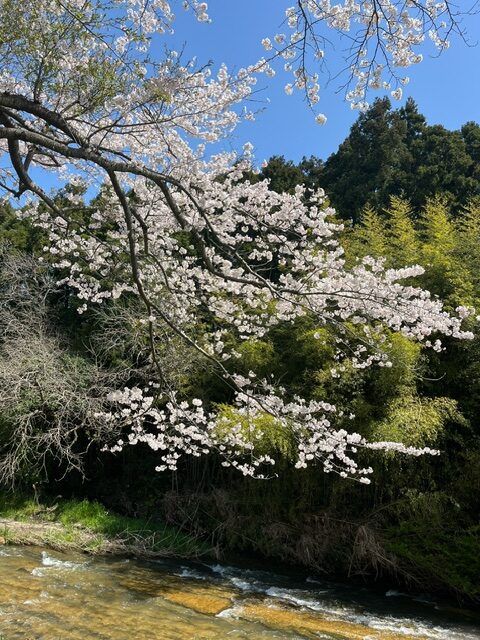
[
  {"left": 320, "top": 98, "right": 411, "bottom": 221},
  {"left": 297, "top": 155, "right": 325, "bottom": 193},
  {"left": 418, "top": 196, "right": 473, "bottom": 306},
  {"left": 0, "top": 202, "right": 44, "bottom": 253},
  {"left": 455, "top": 198, "right": 480, "bottom": 302},
  {"left": 259, "top": 155, "right": 305, "bottom": 194},
  {"left": 384, "top": 196, "right": 419, "bottom": 267},
  {"left": 420, "top": 195, "right": 456, "bottom": 253},
  {"left": 347, "top": 205, "right": 387, "bottom": 260},
  {"left": 258, "top": 155, "right": 326, "bottom": 197},
  {"left": 414, "top": 126, "right": 475, "bottom": 211},
  {"left": 461, "top": 122, "right": 480, "bottom": 194},
  {"left": 398, "top": 97, "right": 427, "bottom": 146}
]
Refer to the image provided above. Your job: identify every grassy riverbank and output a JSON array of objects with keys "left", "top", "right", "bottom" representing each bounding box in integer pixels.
[{"left": 0, "top": 492, "right": 210, "bottom": 558}]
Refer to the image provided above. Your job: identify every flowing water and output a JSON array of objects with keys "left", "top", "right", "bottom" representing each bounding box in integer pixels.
[{"left": 0, "top": 545, "right": 479, "bottom": 639}]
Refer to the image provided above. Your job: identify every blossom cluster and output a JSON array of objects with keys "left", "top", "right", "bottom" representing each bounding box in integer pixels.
[
  {"left": 41, "top": 170, "right": 473, "bottom": 478},
  {"left": 264, "top": 0, "right": 455, "bottom": 113},
  {"left": 99, "top": 379, "right": 440, "bottom": 481}
]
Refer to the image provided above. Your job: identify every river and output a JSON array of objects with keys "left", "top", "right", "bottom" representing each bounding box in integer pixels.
[{"left": 0, "top": 545, "right": 479, "bottom": 639}]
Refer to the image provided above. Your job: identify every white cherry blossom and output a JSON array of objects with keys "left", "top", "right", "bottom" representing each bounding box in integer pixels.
[{"left": 0, "top": 0, "right": 474, "bottom": 480}]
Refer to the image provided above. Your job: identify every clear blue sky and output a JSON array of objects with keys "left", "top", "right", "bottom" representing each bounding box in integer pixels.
[{"left": 161, "top": 0, "right": 480, "bottom": 164}]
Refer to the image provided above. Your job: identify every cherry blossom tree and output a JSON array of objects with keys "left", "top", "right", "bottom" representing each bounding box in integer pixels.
[{"left": 0, "top": 0, "right": 475, "bottom": 481}]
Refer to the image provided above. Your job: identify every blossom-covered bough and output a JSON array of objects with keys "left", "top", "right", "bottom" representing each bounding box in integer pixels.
[
  {"left": 263, "top": 0, "right": 472, "bottom": 112},
  {"left": 0, "top": 0, "right": 475, "bottom": 481}
]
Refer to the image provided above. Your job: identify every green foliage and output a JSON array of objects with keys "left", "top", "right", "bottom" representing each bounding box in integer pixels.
[
  {"left": 215, "top": 404, "right": 296, "bottom": 460},
  {"left": 420, "top": 196, "right": 456, "bottom": 252},
  {"left": 347, "top": 205, "right": 387, "bottom": 260},
  {"left": 347, "top": 194, "right": 479, "bottom": 308},
  {"left": 320, "top": 98, "right": 415, "bottom": 221},
  {"left": 419, "top": 196, "right": 474, "bottom": 306},
  {"left": 386, "top": 525, "right": 480, "bottom": 598},
  {"left": 383, "top": 491, "right": 480, "bottom": 598},
  {"left": 414, "top": 125, "right": 478, "bottom": 210},
  {"left": 455, "top": 199, "right": 480, "bottom": 301},
  {"left": 258, "top": 155, "right": 306, "bottom": 194},
  {"left": 235, "top": 339, "right": 277, "bottom": 377},
  {"left": 0, "top": 203, "right": 45, "bottom": 252},
  {"left": 297, "top": 326, "right": 335, "bottom": 361},
  {"left": 370, "top": 396, "right": 462, "bottom": 448},
  {"left": 384, "top": 196, "right": 419, "bottom": 266},
  {"left": 0, "top": 491, "right": 43, "bottom": 520},
  {"left": 370, "top": 334, "right": 421, "bottom": 401}
]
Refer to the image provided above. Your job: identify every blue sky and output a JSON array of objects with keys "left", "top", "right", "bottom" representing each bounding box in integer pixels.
[{"left": 161, "top": 1, "right": 480, "bottom": 164}]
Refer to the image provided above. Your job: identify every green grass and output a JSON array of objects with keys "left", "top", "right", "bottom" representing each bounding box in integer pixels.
[
  {"left": 56, "top": 498, "right": 205, "bottom": 554},
  {"left": 0, "top": 491, "right": 208, "bottom": 557},
  {"left": 0, "top": 492, "right": 44, "bottom": 520},
  {"left": 384, "top": 523, "right": 480, "bottom": 600}
]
